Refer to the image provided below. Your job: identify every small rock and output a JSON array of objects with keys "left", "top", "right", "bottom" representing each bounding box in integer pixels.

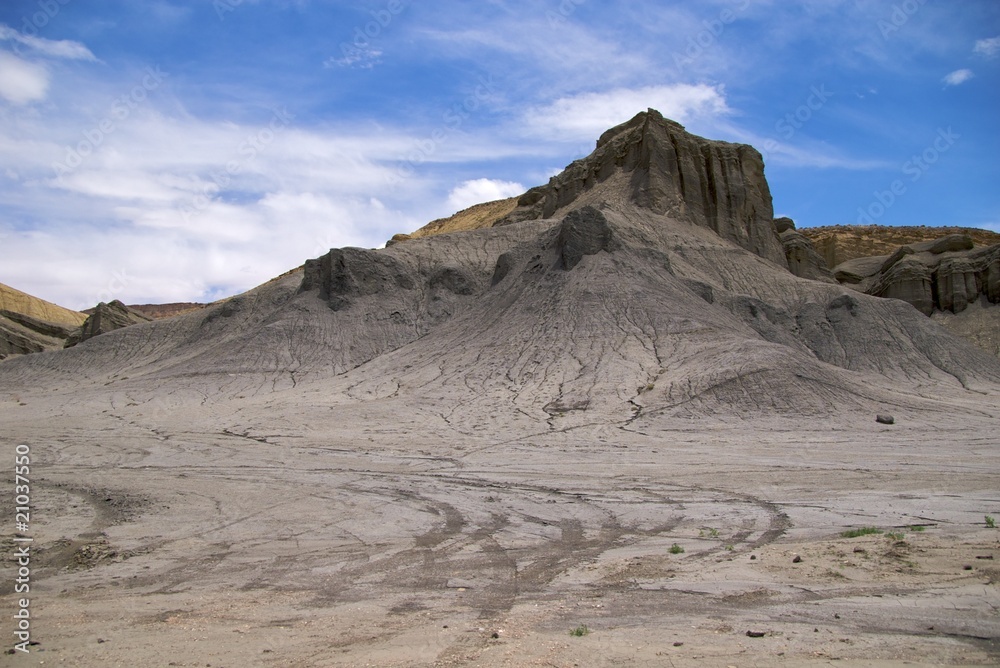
[
  {"left": 876, "top": 414, "right": 895, "bottom": 425},
  {"left": 491, "top": 632, "right": 499, "bottom": 639},
  {"left": 834, "top": 614, "right": 841, "bottom": 619},
  {"left": 975, "top": 555, "right": 994, "bottom": 560},
  {"left": 963, "top": 564, "right": 973, "bottom": 571},
  {"left": 792, "top": 555, "right": 802, "bottom": 563},
  {"left": 746, "top": 630, "right": 766, "bottom": 638},
  {"left": 750, "top": 555, "right": 757, "bottom": 560},
  {"left": 97, "top": 638, "right": 106, "bottom": 644},
  {"left": 673, "top": 641, "right": 684, "bottom": 647}
]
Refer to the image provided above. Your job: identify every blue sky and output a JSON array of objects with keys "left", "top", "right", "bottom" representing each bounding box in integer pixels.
[{"left": 0, "top": 0, "right": 997, "bottom": 308}]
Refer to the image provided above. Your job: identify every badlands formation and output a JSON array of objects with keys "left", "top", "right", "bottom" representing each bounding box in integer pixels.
[{"left": 1, "top": 110, "right": 999, "bottom": 666}]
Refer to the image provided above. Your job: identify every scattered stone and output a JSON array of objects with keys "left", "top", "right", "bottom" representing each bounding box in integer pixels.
[
  {"left": 792, "top": 555, "right": 803, "bottom": 563},
  {"left": 963, "top": 564, "right": 973, "bottom": 571},
  {"left": 97, "top": 638, "right": 106, "bottom": 643},
  {"left": 975, "top": 555, "right": 994, "bottom": 560},
  {"left": 746, "top": 630, "right": 766, "bottom": 638},
  {"left": 834, "top": 614, "right": 841, "bottom": 619},
  {"left": 750, "top": 555, "right": 756, "bottom": 560},
  {"left": 673, "top": 641, "right": 684, "bottom": 647},
  {"left": 876, "top": 414, "right": 895, "bottom": 425},
  {"left": 491, "top": 632, "right": 500, "bottom": 639}
]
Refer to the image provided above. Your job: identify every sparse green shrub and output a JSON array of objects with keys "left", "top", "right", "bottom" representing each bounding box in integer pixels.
[
  {"left": 908, "top": 525, "right": 925, "bottom": 532},
  {"left": 569, "top": 625, "right": 589, "bottom": 637},
  {"left": 841, "top": 527, "right": 882, "bottom": 538},
  {"left": 669, "top": 543, "right": 685, "bottom": 554},
  {"left": 885, "top": 532, "right": 905, "bottom": 541},
  {"left": 986, "top": 515, "right": 996, "bottom": 529}
]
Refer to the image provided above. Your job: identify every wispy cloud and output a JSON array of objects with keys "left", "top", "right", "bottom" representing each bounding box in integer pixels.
[
  {"left": 0, "top": 25, "right": 97, "bottom": 61},
  {"left": 943, "top": 68, "right": 975, "bottom": 86},
  {"left": 446, "top": 178, "right": 523, "bottom": 212},
  {"left": 974, "top": 36, "right": 1000, "bottom": 58}
]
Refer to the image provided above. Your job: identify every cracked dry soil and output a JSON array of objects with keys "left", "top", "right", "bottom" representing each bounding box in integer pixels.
[{"left": 2, "top": 395, "right": 998, "bottom": 667}]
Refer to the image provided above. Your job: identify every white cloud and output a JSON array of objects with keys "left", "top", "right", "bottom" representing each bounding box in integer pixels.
[
  {"left": 942, "top": 68, "right": 974, "bottom": 86},
  {"left": 0, "top": 51, "right": 49, "bottom": 104},
  {"left": 446, "top": 178, "right": 524, "bottom": 212},
  {"left": 0, "top": 105, "right": 464, "bottom": 307},
  {"left": 521, "top": 84, "right": 729, "bottom": 142},
  {"left": 323, "top": 45, "right": 383, "bottom": 69},
  {"left": 974, "top": 36, "right": 1000, "bottom": 58},
  {"left": 0, "top": 26, "right": 96, "bottom": 61}
]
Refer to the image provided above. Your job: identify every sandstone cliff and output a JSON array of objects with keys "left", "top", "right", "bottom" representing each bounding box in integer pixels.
[
  {"left": 801, "top": 225, "right": 1000, "bottom": 269},
  {"left": 0, "top": 282, "right": 86, "bottom": 360}
]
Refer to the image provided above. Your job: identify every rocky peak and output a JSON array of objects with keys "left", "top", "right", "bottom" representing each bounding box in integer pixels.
[
  {"left": 65, "top": 300, "right": 153, "bottom": 348},
  {"left": 499, "top": 109, "right": 786, "bottom": 267}
]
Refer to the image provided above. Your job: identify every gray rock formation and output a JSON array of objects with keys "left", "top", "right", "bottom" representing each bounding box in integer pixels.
[
  {"left": 497, "top": 109, "right": 787, "bottom": 268},
  {"left": 779, "top": 220, "right": 837, "bottom": 283},
  {"left": 65, "top": 300, "right": 153, "bottom": 347},
  {"left": 555, "top": 206, "right": 619, "bottom": 269},
  {"left": 774, "top": 217, "right": 796, "bottom": 233}
]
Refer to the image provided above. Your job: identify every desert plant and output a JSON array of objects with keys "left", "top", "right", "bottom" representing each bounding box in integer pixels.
[
  {"left": 986, "top": 515, "right": 996, "bottom": 529},
  {"left": 669, "top": 543, "right": 685, "bottom": 554},
  {"left": 569, "top": 625, "right": 589, "bottom": 637},
  {"left": 841, "top": 527, "right": 882, "bottom": 538},
  {"left": 885, "top": 532, "right": 905, "bottom": 541},
  {"left": 908, "top": 525, "right": 925, "bottom": 532}
]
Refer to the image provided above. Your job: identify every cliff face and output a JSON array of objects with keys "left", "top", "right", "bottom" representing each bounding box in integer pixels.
[
  {"left": 849, "top": 238, "right": 1000, "bottom": 316},
  {"left": 0, "top": 282, "right": 86, "bottom": 360},
  {"left": 801, "top": 225, "right": 1000, "bottom": 269},
  {"left": 497, "top": 109, "right": 786, "bottom": 267}
]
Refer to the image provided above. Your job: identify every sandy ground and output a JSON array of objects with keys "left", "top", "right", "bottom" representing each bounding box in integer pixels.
[{"left": 2, "top": 389, "right": 998, "bottom": 668}]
